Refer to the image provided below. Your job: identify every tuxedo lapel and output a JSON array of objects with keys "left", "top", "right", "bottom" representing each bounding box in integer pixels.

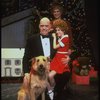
[
  {"left": 31, "top": 34, "right": 44, "bottom": 56},
  {"left": 50, "top": 36, "right": 53, "bottom": 54},
  {"left": 36, "top": 35, "right": 44, "bottom": 55},
  {"left": 49, "top": 34, "right": 56, "bottom": 59}
]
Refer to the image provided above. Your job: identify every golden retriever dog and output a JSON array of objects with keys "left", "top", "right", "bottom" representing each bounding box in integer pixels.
[{"left": 17, "top": 56, "right": 50, "bottom": 100}]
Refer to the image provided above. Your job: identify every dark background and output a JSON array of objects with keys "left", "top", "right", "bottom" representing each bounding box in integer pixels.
[
  {"left": 1, "top": 0, "right": 99, "bottom": 70},
  {"left": 85, "top": 0, "right": 99, "bottom": 69}
]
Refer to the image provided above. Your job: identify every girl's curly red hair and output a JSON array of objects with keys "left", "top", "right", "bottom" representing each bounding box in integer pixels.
[{"left": 53, "top": 19, "right": 73, "bottom": 48}]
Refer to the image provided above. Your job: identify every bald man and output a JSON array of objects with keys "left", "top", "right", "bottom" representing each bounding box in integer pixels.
[{"left": 23, "top": 17, "right": 56, "bottom": 74}]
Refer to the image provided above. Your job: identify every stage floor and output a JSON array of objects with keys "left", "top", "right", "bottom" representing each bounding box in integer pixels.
[{"left": 1, "top": 78, "right": 99, "bottom": 100}]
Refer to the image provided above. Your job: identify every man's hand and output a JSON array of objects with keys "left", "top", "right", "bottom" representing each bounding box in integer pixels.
[
  {"left": 61, "top": 55, "right": 71, "bottom": 65},
  {"left": 68, "top": 49, "right": 75, "bottom": 55},
  {"left": 24, "top": 73, "right": 29, "bottom": 76},
  {"left": 23, "top": 73, "right": 30, "bottom": 87}
]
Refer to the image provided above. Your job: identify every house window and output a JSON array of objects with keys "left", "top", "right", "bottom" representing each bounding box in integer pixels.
[
  {"left": 15, "top": 60, "right": 21, "bottom": 65},
  {"left": 5, "top": 60, "right": 11, "bottom": 65},
  {"left": 15, "top": 68, "right": 21, "bottom": 75}
]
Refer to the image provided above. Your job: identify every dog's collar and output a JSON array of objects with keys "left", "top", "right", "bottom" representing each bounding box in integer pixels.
[{"left": 30, "top": 68, "right": 37, "bottom": 75}]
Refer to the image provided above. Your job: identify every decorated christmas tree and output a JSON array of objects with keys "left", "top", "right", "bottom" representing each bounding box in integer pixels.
[
  {"left": 63, "top": 0, "right": 96, "bottom": 66},
  {"left": 26, "top": 0, "right": 96, "bottom": 67}
]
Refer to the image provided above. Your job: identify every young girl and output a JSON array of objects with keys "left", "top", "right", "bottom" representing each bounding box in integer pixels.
[{"left": 47, "top": 19, "right": 72, "bottom": 100}]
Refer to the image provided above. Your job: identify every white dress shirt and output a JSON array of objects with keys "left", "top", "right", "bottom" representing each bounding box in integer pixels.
[{"left": 40, "top": 35, "right": 50, "bottom": 57}]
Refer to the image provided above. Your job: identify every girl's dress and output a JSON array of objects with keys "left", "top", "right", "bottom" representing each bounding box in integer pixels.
[{"left": 50, "top": 34, "right": 70, "bottom": 74}]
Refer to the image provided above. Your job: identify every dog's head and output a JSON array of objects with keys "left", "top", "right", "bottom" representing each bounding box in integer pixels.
[{"left": 30, "top": 56, "right": 50, "bottom": 76}]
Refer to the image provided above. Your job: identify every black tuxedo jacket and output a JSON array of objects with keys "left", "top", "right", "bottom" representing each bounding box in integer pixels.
[{"left": 23, "top": 34, "right": 56, "bottom": 73}]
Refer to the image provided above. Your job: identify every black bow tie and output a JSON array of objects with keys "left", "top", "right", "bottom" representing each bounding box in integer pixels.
[{"left": 41, "top": 35, "right": 49, "bottom": 38}]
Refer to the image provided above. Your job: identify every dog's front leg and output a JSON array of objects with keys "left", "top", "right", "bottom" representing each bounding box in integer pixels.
[
  {"left": 17, "top": 90, "right": 27, "bottom": 100},
  {"left": 30, "top": 89, "right": 36, "bottom": 100}
]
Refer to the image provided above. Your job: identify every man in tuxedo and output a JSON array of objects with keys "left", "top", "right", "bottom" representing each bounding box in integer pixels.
[{"left": 23, "top": 17, "right": 56, "bottom": 74}]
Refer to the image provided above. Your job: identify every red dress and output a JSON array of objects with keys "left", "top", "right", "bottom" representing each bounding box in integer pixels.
[{"left": 50, "top": 35, "right": 70, "bottom": 74}]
